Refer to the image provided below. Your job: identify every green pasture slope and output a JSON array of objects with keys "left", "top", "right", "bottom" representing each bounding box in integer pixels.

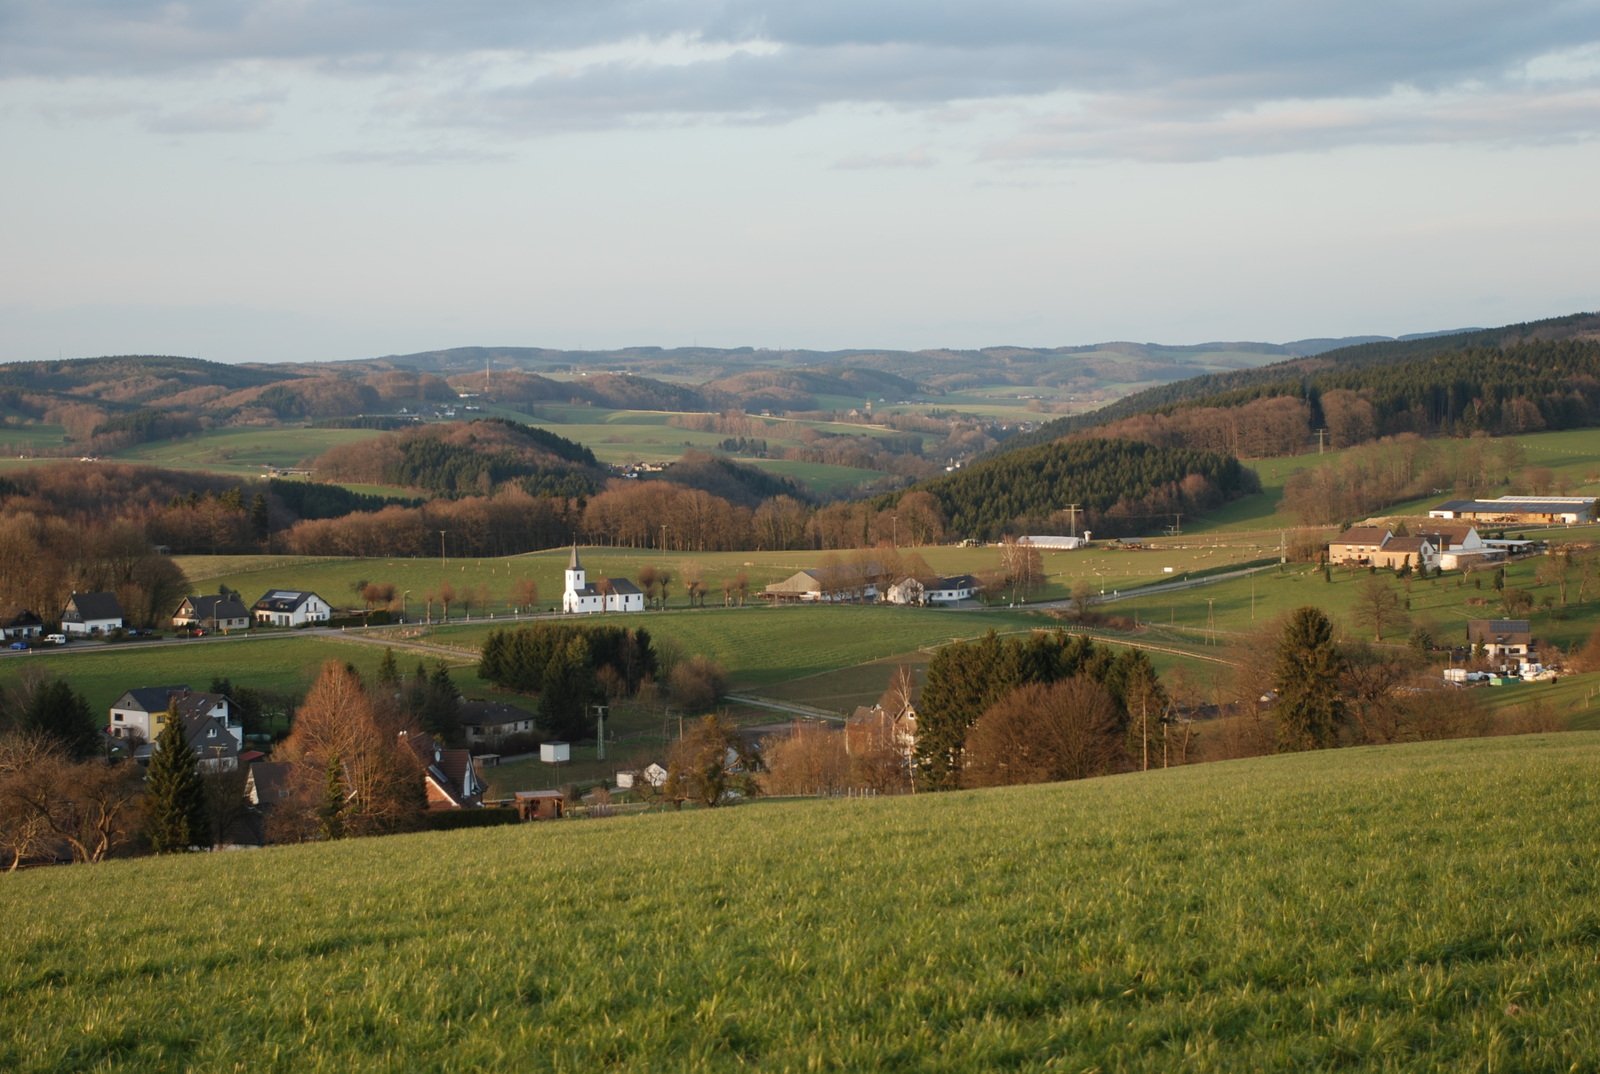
[
  {"left": 1188, "top": 427, "right": 1600, "bottom": 537},
  {"left": 6, "top": 734, "right": 1600, "bottom": 1071}
]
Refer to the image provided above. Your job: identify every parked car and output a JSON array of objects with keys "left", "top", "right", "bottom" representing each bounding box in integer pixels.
[{"left": 8, "top": 640, "right": 28, "bottom": 651}]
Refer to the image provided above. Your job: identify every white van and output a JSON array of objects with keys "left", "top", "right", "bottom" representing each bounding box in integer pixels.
[{"left": 44, "top": 633, "right": 67, "bottom": 645}]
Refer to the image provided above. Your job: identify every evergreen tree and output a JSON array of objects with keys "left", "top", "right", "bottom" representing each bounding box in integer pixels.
[
  {"left": 1273, "top": 607, "right": 1346, "bottom": 751},
  {"left": 376, "top": 648, "right": 401, "bottom": 689},
  {"left": 422, "top": 662, "right": 460, "bottom": 742},
  {"left": 250, "top": 493, "right": 271, "bottom": 542},
  {"left": 539, "top": 636, "right": 593, "bottom": 740},
  {"left": 146, "top": 704, "right": 208, "bottom": 853},
  {"left": 319, "top": 754, "right": 346, "bottom": 841},
  {"left": 21, "top": 679, "right": 100, "bottom": 760}
]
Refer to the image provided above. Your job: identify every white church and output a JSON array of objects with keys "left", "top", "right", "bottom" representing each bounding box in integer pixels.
[{"left": 562, "top": 546, "right": 646, "bottom": 614}]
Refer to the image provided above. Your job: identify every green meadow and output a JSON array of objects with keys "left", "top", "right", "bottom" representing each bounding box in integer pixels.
[
  {"left": 1189, "top": 427, "right": 1600, "bottom": 537},
  {"left": 6, "top": 734, "right": 1600, "bottom": 1072},
  {"left": 111, "top": 427, "right": 383, "bottom": 476}
]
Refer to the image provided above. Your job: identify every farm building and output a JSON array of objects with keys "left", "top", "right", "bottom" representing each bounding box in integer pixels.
[
  {"left": 762, "top": 567, "right": 880, "bottom": 603},
  {"left": 1019, "top": 534, "right": 1092, "bottom": 550},
  {"left": 1429, "top": 496, "right": 1597, "bottom": 526}
]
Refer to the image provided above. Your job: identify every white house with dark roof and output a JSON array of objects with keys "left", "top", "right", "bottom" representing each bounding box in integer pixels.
[
  {"left": 0, "top": 605, "right": 43, "bottom": 639},
  {"left": 172, "top": 593, "right": 251, "bottom": 632},
  {"left": 61, "top": 591, "right": 124, "bottom": 636},
  {"left": 251, "top": 589, "right": 331, "bottom": 627},
  {"left": 562, "top": 547, "right": 645, "bottom": 614}
]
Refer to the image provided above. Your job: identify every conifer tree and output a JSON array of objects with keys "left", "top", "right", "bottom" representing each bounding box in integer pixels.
[
  {"left": 1273, "top": 607, "right": 1346, "bottom": 751},
  {"left": 146, "top": 704, "right": 208, "bottom": 853},
  {"left": 319, "top": 754, "right": 346, "bottom": 841}
]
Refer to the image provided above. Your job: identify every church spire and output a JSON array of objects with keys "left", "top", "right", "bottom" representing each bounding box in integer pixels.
[{"left": 568, "top": 543, "right": 582, "bottom": 571}]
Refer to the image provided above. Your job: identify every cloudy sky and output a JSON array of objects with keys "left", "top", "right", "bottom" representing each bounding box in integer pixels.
[{"left": 3, "top": 1, "right": 1598, "bottom": 362}]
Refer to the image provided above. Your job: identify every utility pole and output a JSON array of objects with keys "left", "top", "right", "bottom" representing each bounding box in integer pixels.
[
  {"left": 1206, "top": 598, "right": 1216, "bottom": 646},
  {"left": 1066, "top": 503, "right": 1080, "bottom": 539},
  {"left": 439, "top": 530, "right": 447, "bottom": 566},
  {"left": 593, "top": 704, "right": 607, "bottom": 761},
  {"left": 1316, "top": 428, "right": 1328, "bottom": 454},
  {"left": 660, "top": 523, "right": 669, "bottom": 552}
]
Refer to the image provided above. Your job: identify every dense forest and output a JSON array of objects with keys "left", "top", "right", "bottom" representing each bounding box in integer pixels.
[
  {"left": 907, "top": 438, "right": 1258, "bottom": 540},
  {"left": 313, "top": 419, "right": 601, "bottom": 497},
  {"left": 1000, "top": 313, "right": 1600, "bottom": 456}
]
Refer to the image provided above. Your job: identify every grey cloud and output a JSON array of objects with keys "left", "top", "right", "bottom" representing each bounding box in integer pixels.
[{"left": 5, "top": 1, "right": 1599, "bottom": 156}]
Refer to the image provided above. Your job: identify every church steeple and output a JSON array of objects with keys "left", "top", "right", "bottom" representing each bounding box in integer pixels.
[
  {"left": 564, "top": 544, "right": 586, "bottom": 607},
  {"left": 568, "top": 544, "right": 583, "bottom": 571}
]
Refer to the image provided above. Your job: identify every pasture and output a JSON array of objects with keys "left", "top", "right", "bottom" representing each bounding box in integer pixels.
[{"left": 5, "top": 733, "right": 1600, "bottom": 1071}]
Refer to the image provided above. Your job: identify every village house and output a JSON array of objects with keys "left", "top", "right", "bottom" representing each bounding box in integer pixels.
[
  {"left": 1327, "top": 526, "right": 1393, "bottom": 566},
  {"left": 1467, "top": 619, "right": 1534, "bottom": 668},
  {"left": 1370, "top": 535, "right": 1438, "bottom": 572},
  {"left": 562, "top": 547, "right": 646, "bottom": 614},
  {"left": 0, "top": 605, "right": 43, "bottom": 639},
  {"left": 251, "top": 589, "right": 331, "bottom": 627},
  {"left": 403, "top": 731, "right": 485, "bottom": 809},
  {"left": 108, "top": 686, "right": 242, "bottom": 749},
  {"left": 61, "top": 591, "right": 124, "bottom": 636},
  {"left": 172, "top": 593, "right": 251, "bottom": 633},
  {"left": 884, "top": 574, "right": 983, "bottom": 605},
  {"left": 459, "top": 699, "right": 538, "bottom": 748}
]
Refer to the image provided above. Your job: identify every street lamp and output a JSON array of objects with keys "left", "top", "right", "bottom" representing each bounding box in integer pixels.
[{"left": 402, "top": 590, "right": 411, "bottom": 623}]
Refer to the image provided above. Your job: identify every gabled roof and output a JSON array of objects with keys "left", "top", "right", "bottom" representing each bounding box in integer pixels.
[
  {"left": 459, "top": 700, "right": 537, "bottom": 727},
  {"left": 114, "top": 685, "right": 192, "bottom": 714},
  {"left": 934, "top": 574, "right": 981, "bottom": 590},
  {"left": 64, "top": 591, "right": 123, "bottom": 621},
  {"left": 1468, "top": 619, "right": 1531, "bottom": 641},
  {"left": 0, "top": 605, "right": 42, "bottom": 628},
  {"left": 605, "top": 578, "right": 642, "bottom": 595},
  {"left": 177, "top": 594, "right": 250, "bottom": 621},
  {"left": 246, "top": 761, "right": 293, "bottom": 806},
  {"left": 252, "top": 589, "right": 322, "bottom": 612},
  {"left": 136, "top": 711, "right": 239, "bottom": 763},
  {"left": 1332, "top": 526, "right": 1391, "bottom": 545},
  {"left": 1381, "top": 536, "right": 1433, "bottom": 553}
]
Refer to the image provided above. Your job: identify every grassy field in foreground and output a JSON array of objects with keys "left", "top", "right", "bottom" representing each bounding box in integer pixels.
[{"left": 6, "top": 734, "right": 1600, "bottom": 1072}]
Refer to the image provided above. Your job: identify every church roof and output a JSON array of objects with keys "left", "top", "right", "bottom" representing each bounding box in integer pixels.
[{"left": 568, "top": 544, "right": 583, "bottom": 570}]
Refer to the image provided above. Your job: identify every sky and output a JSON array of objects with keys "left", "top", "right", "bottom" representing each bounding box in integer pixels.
[{"left": 2, "top": 1, "right": 1599, "bottom": 363}]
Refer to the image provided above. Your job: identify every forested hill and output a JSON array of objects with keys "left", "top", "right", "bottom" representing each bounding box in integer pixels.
[
  {"left": 996, "top": 311, "right": 1600, "bottom": 456},
  {"left": 904, "top": 438, "right": 1257, "bottom": 540},
  {"left": 312, "top": 419, "right": 602, "bottom": 498}
]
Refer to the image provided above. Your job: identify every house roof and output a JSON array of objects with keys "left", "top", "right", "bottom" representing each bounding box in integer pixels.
[
  {"left": 113, "top": 686, "right": 230, "bottom": 719},
  {"left": 459, "top": 700, "right": 536, "bottom": 727},
  {"left": 935, "top": 574, "right": 981, "bottom": 590},
  {"left": 0, "top": 605, "right": 42, "bottom": 628},
  {"left": 247, "top": 761, "right": 294, "bottom": 805},
  {"left": 114, "top": 685, "right": 191, "bottom": 714},
  {"left": 1434, "top": 498, "right": 1597, "bottom": 516},
  {"left": 764, "top": 570, "right": 825, "bottom": 594},
  {"left": 177, "top": 594, "right": 250, "bottom": 621},
  {"left": 1381, "top": 536, "right": 1432, "bottom": 553},
  {"left": 64, "top": 591, "right": 124, "bottom": 621},
  {"left": 1468, "top": 619, "right": 1531, "bottom": 641},
  {"left": 135, "top": 711, "right": 239, "bottom": 762},
  {"left": 252, "top": 589, "right": 322, "bottom": 612},
  {"left": 1332, "top": 526, "right": 1391, "bottom": 545}
]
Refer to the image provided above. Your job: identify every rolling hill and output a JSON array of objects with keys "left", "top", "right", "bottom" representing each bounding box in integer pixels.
[{"left": 3, "top": 733, "right": 1598, "bottom": 1071}]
